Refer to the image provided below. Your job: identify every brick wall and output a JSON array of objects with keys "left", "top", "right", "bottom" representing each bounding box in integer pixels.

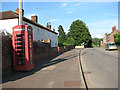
[
  {"left": 2, "top": 36, "right": 13, "bottom": 74},
  {"left": 108, "top": 31, "right": 115, "bottom": 43},
  {"left": 33, "top": 41, "right": 58, "bottom": 63},
  {"left": 2, "top": 37, "right": 74, "bottom": 75},
  {"left": 108, "top": 30, "right": 120, "bottom": 43},
  {"left": 58, "top": 45, "right": 75, "bottom": 53}
]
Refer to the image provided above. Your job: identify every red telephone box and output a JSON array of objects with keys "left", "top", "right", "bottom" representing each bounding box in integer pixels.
[{"left": 12, "top": 25, "right": 34, "bottom": 71}]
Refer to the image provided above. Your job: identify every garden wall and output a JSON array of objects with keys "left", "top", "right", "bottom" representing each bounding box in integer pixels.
[{"left": 2, "top": 36, "right": 74, "bottom": 75}]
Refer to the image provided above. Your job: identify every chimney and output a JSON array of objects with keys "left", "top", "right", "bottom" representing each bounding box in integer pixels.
[
  {"left": 112, "top": 26, "right": 116, "bottom": 32},
  {"left": 49, "top": 22, "right": 51, "bottom": 29},
  {"left": 105, "top": 33, "right": 107, "bottom": 37},
  {"left": 15, "top": 8, "right": 24, "bottom": 16},
  {"left": 46, "top": 22, "right": 51, "bottom": 29},
  {"left": 31, "top": 13, "right": 38, "bottom": 23}
]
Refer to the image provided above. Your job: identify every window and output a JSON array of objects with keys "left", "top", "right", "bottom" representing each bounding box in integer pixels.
[
  {"left": 37, "top": 28, "right": 39, "bottom": 32},
  {"left": 52, "top": 41, "right": 54, "bottom": 47},
  {"left": 55, "top": 43, "right": 58, "bottom": 47},
  {"left": 41, "top": 39, "right": 43, "bottom": 41}
]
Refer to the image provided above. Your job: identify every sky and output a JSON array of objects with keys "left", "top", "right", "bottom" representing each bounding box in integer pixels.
[{"left": 1, "top": 1, "right": 118, "bottom": 38}]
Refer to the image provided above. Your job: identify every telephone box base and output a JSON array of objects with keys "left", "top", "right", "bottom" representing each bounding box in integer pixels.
[{"left": 14, "top": 65, "right": 34, "bottom": 71}]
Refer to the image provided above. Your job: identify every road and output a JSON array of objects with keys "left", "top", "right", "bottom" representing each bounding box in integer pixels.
[
  {"left": 2, "top": 49, "right": 85, "bottom": 88},
  {"left": 81, "top": 47, "right": 118, "bottom": 88}
]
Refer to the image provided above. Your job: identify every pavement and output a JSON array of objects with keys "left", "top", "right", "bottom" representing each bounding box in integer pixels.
[
  {"left": 81, "top": 47, "right": 118, "bottom": 88},
  {"left": 2, "top": 49, "right": 85, "bottom": 88}
]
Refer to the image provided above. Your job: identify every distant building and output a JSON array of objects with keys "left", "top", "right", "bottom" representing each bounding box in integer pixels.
[
  {"left": 102, "top": 26, "right": 120, "bottom": 47},
  {"left": 0, "top": 8, "right": 58, "bottom": 47}
]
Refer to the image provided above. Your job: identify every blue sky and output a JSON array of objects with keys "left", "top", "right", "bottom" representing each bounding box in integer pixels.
[{"left": 2, "top": 2, "right": 118, "bottom": 38}]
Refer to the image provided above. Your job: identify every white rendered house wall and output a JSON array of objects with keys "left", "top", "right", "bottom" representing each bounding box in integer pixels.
[
  {"left": 0, "top": 18, "right": 18, "bottom": 34},
  {"left": 23, "top": 21, "right": 58, "bottom": 47},
  {"left": 0, "top": 18, "right": 58, "bottom": 47}
]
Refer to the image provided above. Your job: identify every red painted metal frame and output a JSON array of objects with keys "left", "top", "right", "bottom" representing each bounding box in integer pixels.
[{"left": 12, "top": 25, "right": 34, "bottom": 71}]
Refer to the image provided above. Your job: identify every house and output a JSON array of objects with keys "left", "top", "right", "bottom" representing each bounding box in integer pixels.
[
  {"left": 0, "top": 8, "right": 58, "bottom": 47},
  {"left": 102, "top": 26, "right": 120, "bottom": 47}
]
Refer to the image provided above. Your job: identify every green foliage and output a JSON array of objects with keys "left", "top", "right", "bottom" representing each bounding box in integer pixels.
[
  {"left": 58, "top": 25, "right": 66, "bottom": 44},
  {"left": 114, "top": 33, "right": 120, "bottom": 44},
  {"left": 68, "top": 20, "right": 92, "bottom": 47},
  {"left": 65, "top": 37, "right": 75, "bottom": 45},
  {"left": 92, "top": 38, "right": 101, "bottom": 46}
]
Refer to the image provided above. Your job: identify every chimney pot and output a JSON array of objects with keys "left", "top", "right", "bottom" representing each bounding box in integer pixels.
[
  {"left": 47, "top": 23, "right": 49, "bottom": 28},
  {"left": 49, "top": 25, "right": 51, "bottom": 29}
]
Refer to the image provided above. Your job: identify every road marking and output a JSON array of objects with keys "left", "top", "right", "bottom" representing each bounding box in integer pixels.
[
  {"left": 79, "top": 49, "right": 88, "bottom": 89},
  {"left": 77, "top": 49, "right": 86, "bottom": 88},
  {"left": 41, "top": 65, "right": 56, "bottom": 71}
]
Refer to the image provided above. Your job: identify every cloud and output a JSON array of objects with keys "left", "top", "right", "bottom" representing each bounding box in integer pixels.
[
  {"left": 65, "top": 3, "right": 84, "bottom": 14},
  {"left": 87, "top": 19, "right": 118, "bottom": 27},
  {"left": 49, "top": 19, "right": 56, "bottom": 22},
  {"left": 103, "top": 13, "right": 118, "bottom": 17},
  {"left": 67, "top": 10, "right": 73, "bottom": 14},
  {"left": 87, "top": 19, "right": 118, "bottom": 38},
  {"left": 66, "top": 7, "right": 74, "bottom": 14},
  {"left": 93, "top": 34, "right": 103, "bottom": 38},
  {"left": 62, "top": 3, "right": 67, "bottom": 7},
  {"left": 3, "top": 0, "right": 119, "bottom": 2},
  {"left": 25, "top": 14, "right": 35, "bottom": 19},
  {"left": 73, "top": 3, "right": 81, "bottom": 6},
  {"left": 73, "top": 3, "right": 89, "bottom": 6}
]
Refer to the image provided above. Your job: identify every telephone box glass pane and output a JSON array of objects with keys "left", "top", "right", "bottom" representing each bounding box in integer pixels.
[
  {"left": 15, "top": 33, "right": 25, "bottom": 66},
  {"left": 29, "top": 34, "right": 32, "bottom": 65}
]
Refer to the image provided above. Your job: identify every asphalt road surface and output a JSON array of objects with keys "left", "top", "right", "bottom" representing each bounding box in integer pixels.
[{"left": 81, "top": 47, "right": 118, "bottom": 88}]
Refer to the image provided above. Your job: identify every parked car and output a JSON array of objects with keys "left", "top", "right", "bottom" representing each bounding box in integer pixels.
[
  {"left": 105, "top": 43, "right": 117, "bottom": 50},
  {"left": 97, "top": 45, "right": 100, "bottom": 47}
]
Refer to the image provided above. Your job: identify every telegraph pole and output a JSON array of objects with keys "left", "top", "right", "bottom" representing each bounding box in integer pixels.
[{"left": 19, "top": 0, "right": 23, "bottom": 25}]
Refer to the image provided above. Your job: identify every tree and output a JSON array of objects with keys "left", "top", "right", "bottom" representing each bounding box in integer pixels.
[
  {"left": 92, "top": 38, "right": 101, "bottom": 46},
  {"left": 58, "top": 25, "right": 66, "bottom": 44},
  {"left": 68, "top": 20, "right": 92, "bottom": 47},
  {"left": 114, "top": 33, "right": 120, "bottom": 44},
  {"left": 65, "top": 37, "right": 75, "bottom": 45}
]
